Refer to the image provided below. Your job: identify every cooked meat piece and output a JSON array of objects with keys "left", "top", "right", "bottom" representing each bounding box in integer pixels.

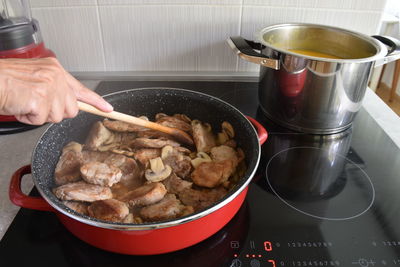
[
  {"left": 80, "top": 162, "right": 122, "bottom": 187},
  {"left": 119, "top": 182, "right": 167, "bottom": 207},
  {"left": 130, "top": 138, "right": 181, "bottom": 149},
  {"left": 173, "top": 114, "right": 191, "bottom": 123},
  {"left": 103, "top": 119, "right": 148, "bottom": 132},
  {"left": 192, "top": 120, "right": 216, "bottom": 152},
  {"left": 106, "top": 154, "right": 144, "bottom": 199},
  {"left": 156, "top": 116, "right": 192, "bottom": 132},
  {"left": 82, "top": 150, "right": 112, "bottom": 164},
  {"left": 175, "top": 146, "right": 191, "bottom": 154},
  {"left": 88, "top": 199, "right": 129, "bottom": 222},
  {"left": 140, "top": 194, "right": 186, "bottom": 221},
  {"left": 111, "top": 132, "right": 137, "bottom": 145},
  {"left": 162, "top": 153, "right": 192, "bottom": 178},
  {"left": 162, "top": 173, "right": 192, "bottom": 194},
  {"left": 161, "top": 146, "right": 192, "bottom": 178},
  {"left": 104, "top": 153, "right": 133, "bottom": 170},
  {"left": 104, "top": 154, "right": 142, "bottom": 181},
  {"left": 110, "top": 148, "right": 135, "bottom": 157},
  {"left": 63, "top": 201, "right": 89, "bottom": 215},
  {"left": 191, "top": 160, "right": 235, "bottom": 188},
  {"left": 53, "top": 181, "right": 113, "bottom": 202},
  {"left": 81, "top": 151, "right": 144, "bottom": 197},
  {"left": 211, "top": 145, "right": 239, "bottom": 167},
  {"left": 236, "top": 148, "right": 245, "bottom": 163},
  {"left": 155, "top": 113, "right": 168, "bottom": 120},
  {"left": 82, "top": 152, "right": 142, "bottom": 183},
  {"left": 122, "top": 213, "right": 134, "bottom": 223},
  {"left": 94, "top": 132, "right": 137, "bottom": 152},
  {"left": 223, "top": 139, "right": 237, "bottom": 148},
  {"left": 54, "top": 142, "right": 83, "bottom": 185},
  {"left": 137, "top": 130, "right": 172, "bottom": 139},
  {"left": 178, "top": 186, "right": 227, "bottom": 211},
  {"left": 121, "top": 213, "right": 143, "bottom": 224},
  {"left": 134, "top": 148, "right": 161, "bottom": 166},
  {"left": 85, "top": 121, "right": 113, "bottom": 150}
]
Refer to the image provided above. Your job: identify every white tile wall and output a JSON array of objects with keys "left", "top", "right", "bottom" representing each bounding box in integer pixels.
[
  {"left": 30, "top": 0, "right": 97, "bottom": 7},
  {"left": 99, "top": 5, "right": 240, "bottom": 71},
  {"left": 29, "top": 0, "right": 388, "bottom": 72},
  {"left": 243, "top": 0, "right": 385, "bottom": 10},
  {"left": 31, "top": 7, "right": 106, "bottom": 71},
  {"left": 98, "top": 0, "right": 241, "bottom": 5}
]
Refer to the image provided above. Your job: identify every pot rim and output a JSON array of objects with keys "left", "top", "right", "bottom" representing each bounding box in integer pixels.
[
  {"left": 255, "top": 23, "right": 388, "bottom": 63},
  {"left": 32, "top": 87, "right": 261, "bottom": 231}
]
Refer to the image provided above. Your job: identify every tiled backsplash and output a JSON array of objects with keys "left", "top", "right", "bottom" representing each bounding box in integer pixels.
[{"left": 30, "top": 0, "right": 387, "bottom": 72}]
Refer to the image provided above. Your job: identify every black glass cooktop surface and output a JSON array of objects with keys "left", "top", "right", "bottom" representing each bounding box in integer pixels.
[{"left": 1, "top": 80, "right": 400, "bottom": 267}]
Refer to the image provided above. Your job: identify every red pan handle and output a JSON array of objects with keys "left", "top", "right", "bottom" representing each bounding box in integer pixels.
[
  {"left": 9, "top": 165, "right": 54, "bottom": 212},
  {"left": 246, "top": 116, "right": 268, "bottom": 145}
]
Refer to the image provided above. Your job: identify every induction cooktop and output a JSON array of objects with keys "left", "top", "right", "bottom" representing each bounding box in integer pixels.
[{"left": 1, "top": 80, "right": 399, "bottom": 267}]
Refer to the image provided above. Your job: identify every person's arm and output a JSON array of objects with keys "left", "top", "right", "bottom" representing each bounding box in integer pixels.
[{"left": 0, "top": 57, "right": 113, "bottom": 125}]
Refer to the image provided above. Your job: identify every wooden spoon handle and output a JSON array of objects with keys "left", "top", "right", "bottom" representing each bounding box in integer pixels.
[{"left": 77, "top": 101, "right": 176, "bottom": 134}]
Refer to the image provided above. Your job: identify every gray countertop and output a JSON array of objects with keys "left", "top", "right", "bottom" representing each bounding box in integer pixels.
[{"left": 0, "top": 77, "right": 399, "bottom": 240}]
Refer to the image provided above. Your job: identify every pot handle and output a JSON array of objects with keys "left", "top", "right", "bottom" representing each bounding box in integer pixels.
[
  {"left": 227, "top": 37, "right": 280, "bottom": 70},
  {"left": 372, "top": 35, "right": 400, "bottom": 67},
  {"left": 9, "top": 165, "right": 54, "bottom": 212},
  {"left": 246, "top": 116, "right": 268, "bottom": 145}
]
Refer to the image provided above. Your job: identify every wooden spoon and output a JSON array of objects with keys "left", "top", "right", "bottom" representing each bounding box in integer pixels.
[{"left": 77, "top": 101, "right": 194, "bottom": 146}]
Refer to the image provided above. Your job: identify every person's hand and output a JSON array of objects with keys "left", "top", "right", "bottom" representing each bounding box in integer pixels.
[{"left": 0, "top": 57, "right": 113, "bottom": 125}]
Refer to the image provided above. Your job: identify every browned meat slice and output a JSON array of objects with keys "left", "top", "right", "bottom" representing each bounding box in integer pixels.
[
  {"left": 119, "top": 182, "right": 167, "bottom": 207},
  {"left": 54, "top": 142, "right": 83, "bottom": 185},
  {"left": 130, "top": 138, "right": 181, "bottom": 149},
  {"left": 104, "top": 153, "right": 142, "bottom": 180},
  {"left": 53, "top": 181, "right": 113, "bottom": 202},
  {"left": 81, "top": 151, "right": 144, "bottom": 197},
  {"left": 85, "top": 121, "right": 114, "bottom": 150},
  {"left": 88, "top": 199, "right": 129, "bottom": 222},
  {"left": 160, "top": 146, "right": 192, "bottom": 178},
  {"left": 156, "top": 115, "right": 192, "bottom": 132},
  {"left": 210, "top": 145, "right": 239, "bottom": 165},
  {"left": 80, "top": 162, "right": 122, "bottom": 187},
  {"left": 82, "top": 150, "right": 111, "bottom": 164},
  {"left": 175, "top": 146, "right": 191, "bottom": 154},
  {"left": 112, "top": 132, "right": 137, "bottom": 146},
  {"left": 103, "top": 119, "right": 148, "bottom": 132},
  {"left": 134, "top": 148, "right": 161, "bottom": 166},
  {"left": 122, "top": 213, "right": 143, "bottom": 224},
  {"left": 63, "top": 201, "right": 89, "bottom": 215},
  {"left": 122, "top": 213, "right": 134, "bottom": 223},
  {"left": 82, "top": 152, "right": 142, "bottom": 183},
  {"left": 191, "top": 160, "right": 235, "bottom": 188},
  {"left": 162, "top": 153, "right": 192, "bottom": 178},
  {"left": 173, "top": 114, "right": 191, "bottom": 123},
  {"left": 178, "top": 187, "right": 227, "bottom": 211},
  {"left": 191, "top": 120, "right": 216, "bottom": 152},
  {"left": 137, "top": 130, "right": 172, "bottom": 139},
  {"left": 162, "top": 173, "right": 192, "bottom": 194},
  {"left": 140, "top": 194, "right": 186, "bottom": 221}
]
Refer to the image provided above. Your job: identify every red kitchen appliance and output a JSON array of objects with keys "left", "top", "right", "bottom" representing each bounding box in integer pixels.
[{"left": 0, "top": 0, "right": 54, "bottom": 129}]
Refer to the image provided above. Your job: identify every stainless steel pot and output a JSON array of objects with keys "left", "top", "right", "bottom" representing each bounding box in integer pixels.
[{"left": 228, "top": 23, "right": 400, "bottom": 134}]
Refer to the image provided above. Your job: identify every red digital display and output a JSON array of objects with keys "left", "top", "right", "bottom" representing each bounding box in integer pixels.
[
  {"left": 268, "top": 259, "right": 276, "bottom": 267},
  {"left": 264, "top": 241, "right": 273, "bottom": 251}
]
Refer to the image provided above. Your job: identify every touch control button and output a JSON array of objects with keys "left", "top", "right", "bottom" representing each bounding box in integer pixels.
[{"left": 230, "top": 259, "right": 241, "bottom": 267}]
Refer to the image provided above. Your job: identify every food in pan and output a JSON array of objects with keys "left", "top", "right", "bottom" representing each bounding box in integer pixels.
[{"left": 52, "top": 113, "right": 246, "bottom": 223}]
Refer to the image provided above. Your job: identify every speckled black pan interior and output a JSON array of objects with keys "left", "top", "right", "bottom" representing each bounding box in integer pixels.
[{"left": 31, "top": 88, "right": 260, "bottom": 225}]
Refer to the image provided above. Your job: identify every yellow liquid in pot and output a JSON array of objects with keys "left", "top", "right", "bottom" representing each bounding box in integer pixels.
[{"left": 288, "top": 49, "right": 342, "bottom": 59}]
